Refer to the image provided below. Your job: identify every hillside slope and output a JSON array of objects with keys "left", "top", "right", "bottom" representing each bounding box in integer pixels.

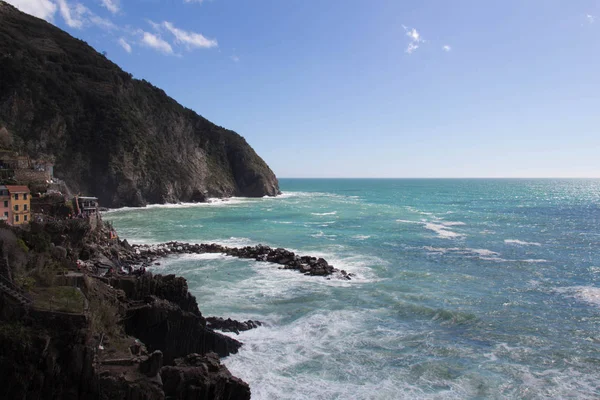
[{"left": 0, "top": 1, "right": 279, "bottom": 207}]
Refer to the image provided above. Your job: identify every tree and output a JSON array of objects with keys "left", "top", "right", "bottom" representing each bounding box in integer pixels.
[{"left": 0, "top": 126, "right": 13, "bottom": 149}]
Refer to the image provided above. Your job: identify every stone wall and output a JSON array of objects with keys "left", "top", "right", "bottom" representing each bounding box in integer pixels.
[{"left": 14, "top": 169, "right": 50, "bottom": 184}]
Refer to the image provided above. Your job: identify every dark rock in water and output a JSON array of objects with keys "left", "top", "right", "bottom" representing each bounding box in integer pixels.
[
  {"left": 206, "top": 317, "right": 263, "bottom": 335},
  {"left": 132, "top": 242, "right": 344, "bottom": 278},
  {"left": 0, "top": 2, "right": 279, "bottom": 207},
  {"left": 161, "top": 353, "right": 250, "bottom": 400},
  {"left": 301, "top": 265, "right": 312, "bottom": 273}
]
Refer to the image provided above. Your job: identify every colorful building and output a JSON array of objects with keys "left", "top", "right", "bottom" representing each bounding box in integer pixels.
[
  {"left": 6, "top": 185, "right": 30, "bottom": 225},
  {"left": 0, "top": 185, "right": 10, "bottom": 223}
]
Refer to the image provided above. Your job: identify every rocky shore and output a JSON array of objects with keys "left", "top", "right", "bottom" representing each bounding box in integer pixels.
[
  {"left": 0, "top": 218, "right": 265, "bottom": 399},
  {"left": 125, "top": 241, "right": 354, "bottom": 280},
  {"left": 0, "top": 212, "right": 357, "bottom": 398}
]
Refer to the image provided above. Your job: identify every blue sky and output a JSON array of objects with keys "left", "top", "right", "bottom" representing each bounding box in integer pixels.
[{"left": 6, "top": 0, "right": 600, "bottom": 178}]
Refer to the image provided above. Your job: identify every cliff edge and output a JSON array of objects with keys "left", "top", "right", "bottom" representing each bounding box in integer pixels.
[{"left": 0, "top": 1, "right": 280, "bottom": 207}]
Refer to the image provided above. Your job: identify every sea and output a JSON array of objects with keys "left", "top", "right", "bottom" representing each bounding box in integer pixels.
[{"left": 105, "top": 178, "right": 600, "bottom": 399}]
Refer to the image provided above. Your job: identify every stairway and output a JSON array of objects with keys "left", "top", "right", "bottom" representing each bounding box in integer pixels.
[{"left": 0, "top": 278, "right": 32, "bottom": 307}]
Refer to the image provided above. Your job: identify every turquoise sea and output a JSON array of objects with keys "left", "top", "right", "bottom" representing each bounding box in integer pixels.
[{"left": 105, "top": 179, "right": 600, "bottom": 399}]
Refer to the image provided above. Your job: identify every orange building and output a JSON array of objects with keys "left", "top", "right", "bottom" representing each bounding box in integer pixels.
[{"left": 6, "top": 185, "right": 30, "bottom": 225}]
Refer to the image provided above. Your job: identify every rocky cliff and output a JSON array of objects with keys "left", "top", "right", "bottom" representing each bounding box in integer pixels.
[
  {"left": 0, "top": 1, "right": 279, "bottom": 207},
  {"left": 0, "top": 218, "right": 253, "bottom": 399}
]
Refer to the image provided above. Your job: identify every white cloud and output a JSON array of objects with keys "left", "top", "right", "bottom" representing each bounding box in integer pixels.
[
  {"left": 230, "top": 55, "right": 240, "bottom": 62},
  {"left": 141, "top": 31, "right": 173, "bottom": 54},
  {"left": 402, "top": 25, "right": 424, "bottom": 54},
  {"left": 100, "top": 0, "right": 119, "bottom": 14},
  {"left": 183, "top": 0, "right": 204, "bottom": 3},
  {"left": 57, "top": 0, "right": 88, "bottom": 28},
  {"left": 442, "top": 45, "right": 451, "bottom": 52},
  {"left": 5, "top": 0, "right": 57, "bottom": 21},
  {"left": 161, "top": 21, "right": 218, "bottom": 49},
  {"left": 406, "top": 42, "right": 419, "bottom": 54},
  {"left": 89, "top": 14, "right": 117, "bottom": 30},
  {"left": 587, "top": 14, "right": 595, "bottom": 24},
  {"left": 118, "top": 37, "right": 132, "bottom": 53}
]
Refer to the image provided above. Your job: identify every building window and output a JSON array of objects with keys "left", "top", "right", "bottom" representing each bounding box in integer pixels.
[
  {"left": 14, "top": 215, "right": 19, "bottom": 223},
  {"left": 3, "top": 201, "right": 6, "bottom": 207},
  {"left": 24, "top": 204, "right": 27, "bottom": 211},
  {"left": 23, "top": 194, "right": 27, "bottom": 200},
  {"left": 3, "top": 212, "right": 7, "bottom": 217},
  {"left": 24, "top": 215, "right": 27, "bottom": 222},
  {"left": 13, "top": 194, "right": 18, "bottom": 200},
  {"left": 14, "top": 205, "right": 18, "bottom": 211}
]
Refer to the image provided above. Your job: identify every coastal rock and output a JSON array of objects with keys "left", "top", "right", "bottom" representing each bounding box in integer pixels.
[
  {"left": 206, "top": 317, "right": 263, "bottom": 335},
  {"left": 130, "top": 242, "right": 347, "bottom": 278},
  {"left": 110, "top": 274, "right": 202, "bottom": 316},
  {"left": 161, "top": 353, "right": 250, "bottom": 400},
  {"left": 124, "top": 297, "right": 242, "bottom": 364},
  {"left": 140, "top": 350, "right": 164, "bottom": 377}
]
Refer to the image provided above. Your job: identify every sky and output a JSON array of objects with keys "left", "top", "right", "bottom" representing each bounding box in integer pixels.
[{"left": 5, "top": 0, "right": 600, "bottom": 178}]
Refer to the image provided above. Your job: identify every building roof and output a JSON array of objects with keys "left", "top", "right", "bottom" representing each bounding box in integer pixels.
[
  {"left": 78, "top": 196, "right": 98, "bottom": 200},
  {"left": 6, "top": 185, "right": 30, "bottom": 193}
]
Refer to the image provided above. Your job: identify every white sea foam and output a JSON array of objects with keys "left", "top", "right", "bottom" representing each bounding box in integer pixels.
[
  {"left": 397, "top": 219, "right": 466, "bottom": 239},
  {"left": 504, "top": 239, "right": 542, "bottom": 246},
  {"left": 396, "top": 219, "right": 422, "bottom": 224},
  {"left": 404, "top": 206, "right": 434, "bottom": 216},
  {"left": 424, "top": 246, "right": 502, "bottom": 260},
  {"left": 352, "top": 235, "right": 371, "bottom": 240},
  {"left": 557, "top": 286, "right": 600, "bottom": 307},
  {"left": 423, "top": 222, "right": 465, "bottom": 239},
  {"left": 222, "top": 310, "right": 430, "bottom": 400},
  {"left": 104, "top": 198, "right": 257, "bottom": 214},
  {"left": 212, "top": 236, "right": 261, "bottom": 247},
  {"left": 310, "top": 231, "right": 337, "bottom": 239},
  {"left": 311, "top": 211, "right": 337, "bottom": 216},
  {"left": 470, "top": 248, "right": 500, "bottom": 257}
]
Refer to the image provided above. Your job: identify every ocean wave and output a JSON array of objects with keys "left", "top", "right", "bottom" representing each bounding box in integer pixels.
[
  {"left": 504, "top": 239, "right": 542, "bottom": 246},
  {"left": 310, "top": 231, "right": 337, "bottom": 239},
  {"left": 311, "top": 211, "right": 337, "bottom": 216},
  {"left": 423, "top": 222, "right": 465, "bottom": 239},
  {"left": 222, "top": 310, "right": 439, "bottom": 400},
  {"left": 351, "top": 235, "right": 371, "bottom": 240},
  {"left": 393, "top": 300, "right": 479, "bottom": 326},
  {"left": 104, "top": 197, "right": 255, "bottom": 213},
  {"left": 211, "top": 236, "right": 261, "bottom": 247},
  {"left": 424, "top": 246, "right": 502, "bottom": 260},
  {"left": 405, "top": 206, "right": 434, "bottom": 216},
  {"left": 556, "top": 286, "right": 600, "bottom": 307},
  {"left": 397, "top": 219, "right": 466, "bottom": 239}
]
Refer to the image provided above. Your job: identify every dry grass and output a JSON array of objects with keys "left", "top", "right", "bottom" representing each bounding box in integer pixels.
[{"left": 31, "top": 286, "right": 85, "bottom": 314}]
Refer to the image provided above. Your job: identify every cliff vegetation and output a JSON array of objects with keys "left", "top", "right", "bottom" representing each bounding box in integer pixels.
[{"left": 0, "top": 1, "right": 279, "bottom": 207}]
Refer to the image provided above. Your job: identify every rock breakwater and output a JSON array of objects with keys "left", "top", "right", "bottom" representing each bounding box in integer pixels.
[{"left": 127, "top": 241, "right": 354, "bottom": 280}]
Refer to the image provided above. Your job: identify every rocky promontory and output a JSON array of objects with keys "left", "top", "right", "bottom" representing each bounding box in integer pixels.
[
  {"left": 0, "top": 218, "right": 257, "bottom": 399},
  {"left": 0, "top": 1, "right": 279, "bottom": 207}
]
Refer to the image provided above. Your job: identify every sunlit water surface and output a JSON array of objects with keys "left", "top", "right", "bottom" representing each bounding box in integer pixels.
[{"left": 106, "top": 179, "right": 600, "bottom": 399}]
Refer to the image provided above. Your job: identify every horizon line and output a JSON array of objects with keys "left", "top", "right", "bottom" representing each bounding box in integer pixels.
[{"left": 277, "top": 177, "right": 600, "bottom": 180}]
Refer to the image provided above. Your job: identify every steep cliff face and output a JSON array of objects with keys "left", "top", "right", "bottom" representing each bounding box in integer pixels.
[{"left": 0, "top": 1, "right": 280, "bottom": 207}]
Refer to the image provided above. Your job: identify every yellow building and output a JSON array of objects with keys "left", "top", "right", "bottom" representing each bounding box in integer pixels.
[{"left": 6, "top": 185, "right": 30, "bottom": 225}]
